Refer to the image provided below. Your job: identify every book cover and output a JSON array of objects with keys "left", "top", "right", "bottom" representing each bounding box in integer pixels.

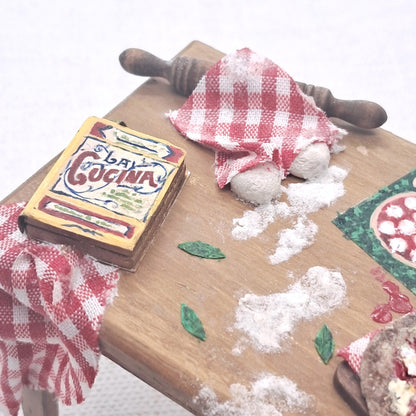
[{"left": 19, "top": 116, "right": 187, "bottom": 269}]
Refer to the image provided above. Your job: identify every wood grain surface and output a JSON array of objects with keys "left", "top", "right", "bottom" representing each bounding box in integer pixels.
[{"left": 3, "top": 41, "right": 416, "bottom": 415}]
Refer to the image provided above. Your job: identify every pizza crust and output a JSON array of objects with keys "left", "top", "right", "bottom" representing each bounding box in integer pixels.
[{"left": 360, "top": 312, "right": 416, "bottom": 415}]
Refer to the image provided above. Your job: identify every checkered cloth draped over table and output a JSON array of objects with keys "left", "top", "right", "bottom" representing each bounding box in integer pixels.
[
  {"left": 0, "top": 202, "right": 120, "bottom": 416},
  {"left": 169, "top": 48, "right": 345, "bottom": 188},
  {"left": 337, "top": 330, "right": 379, "bottom": 374}
]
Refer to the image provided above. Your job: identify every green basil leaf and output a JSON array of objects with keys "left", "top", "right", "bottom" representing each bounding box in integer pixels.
[
  {"left": 178, "top": 241, "right": 225, "bottom": 259},
  {"left": 181, "top": 303, "right": 206, "bottom": 341},
  {"left": 314, "top": 324, "right": 334, "bottom": 364}
]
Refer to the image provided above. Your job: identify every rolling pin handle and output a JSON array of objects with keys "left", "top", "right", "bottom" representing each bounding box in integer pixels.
[
  {"left": 326, "top": 98, "right": 388, "bottom": 129},
  {"left": 296, "top": 82, "right": 387, "bottom": 129},
  {"left": 119, "top": 48, "right": 171, "bottom": 79},
  {"left": 119, "top": 48, "right": 213, "bottom": 96}
]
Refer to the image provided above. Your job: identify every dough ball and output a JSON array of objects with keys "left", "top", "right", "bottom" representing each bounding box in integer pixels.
[
  {"left": 289, "top": 143, "right": 330, "bottom": 179},
  {"left": 230, "top": 162, "right": 282, "bottom": 205}
]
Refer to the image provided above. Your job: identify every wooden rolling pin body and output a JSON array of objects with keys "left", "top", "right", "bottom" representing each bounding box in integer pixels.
[{"left": 119, "top": 48, "right": 387, "bottom": 129}]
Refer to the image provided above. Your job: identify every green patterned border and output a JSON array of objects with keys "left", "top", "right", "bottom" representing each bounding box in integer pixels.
[{"left": 333, "top": 169, "right": 416, "bottom": 294}]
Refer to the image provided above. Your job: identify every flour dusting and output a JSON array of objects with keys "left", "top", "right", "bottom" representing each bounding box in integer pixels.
[
  {"left": 232, "top": 165, "right": 348, "bottom": 263},
  {"left": 233, "top": 266, "right": 346, "bottom": 354},
  {"left": 269, "top": 215, "right": 318, "bottom": 265},
  {"left": 232, "top": 202, "right": 291, "bottom": 240},
  {"left": 285, "top": 165, "right": 348, "bottom": 215},
  {"left": 194, "top": 374, "right": 312, "bottom": 416}
]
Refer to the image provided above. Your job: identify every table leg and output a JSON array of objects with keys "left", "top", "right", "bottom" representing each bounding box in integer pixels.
[{"left": 21, "top": 387, "right": 59, "bottom": 416}]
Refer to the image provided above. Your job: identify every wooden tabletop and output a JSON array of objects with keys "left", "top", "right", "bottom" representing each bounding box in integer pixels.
[{"left": 4, "top": 41, "right": 416, "bottom": 415}]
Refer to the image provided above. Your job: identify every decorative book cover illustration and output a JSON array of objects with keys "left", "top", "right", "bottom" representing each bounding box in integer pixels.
[
  {"left": 19, "top": 116, "right": 187, "bottom": 270},
  {"left": 333, "top": 169, "right": 416, "bottom": 293}
]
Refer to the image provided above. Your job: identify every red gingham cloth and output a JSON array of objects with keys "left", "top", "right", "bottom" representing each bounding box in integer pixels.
[
  {"left": 169, "top": 48, "right": 346, "bottom": 188},
  {"left": 0, "top": 202, "right": 120, "bottom": 415},
  {"left": 337, "top": 330, "right": 379, "bottom": 374}
]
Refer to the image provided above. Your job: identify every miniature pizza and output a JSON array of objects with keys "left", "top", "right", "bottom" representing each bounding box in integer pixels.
[
  {"left": 360, "top": 312, "right": 416, "bottom": 415},
  {"left": 19, "top": 116, "right": 187, "bottom": 270}
]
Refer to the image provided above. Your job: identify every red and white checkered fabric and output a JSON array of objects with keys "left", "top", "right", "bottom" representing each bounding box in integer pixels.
[
  {"left": 169, "top": 48, "right": 346, "bottom": 188},
  {"left": 337, "top": 330, "right": 379, "bottom": 374},
  {"left": 0, "top": 202, "right": 120, "bottom": 416}
]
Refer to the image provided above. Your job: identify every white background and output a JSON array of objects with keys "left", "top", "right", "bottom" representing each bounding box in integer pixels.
[{"left": 2, "top": 1, "right": 416, "bottom": 414}]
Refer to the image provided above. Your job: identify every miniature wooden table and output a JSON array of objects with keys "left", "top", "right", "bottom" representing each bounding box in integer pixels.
[{"left": 5, "top": 41, "right": 416, "bottom": 415}]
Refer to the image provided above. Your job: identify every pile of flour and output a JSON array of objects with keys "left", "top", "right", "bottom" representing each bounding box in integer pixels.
[
  {"left": 233, "top": 266, "right": 347, "bottom": 354},
  {"left": 194, "top": 374, "right": 312, "bottom": 416},
  {"left": 232, "top": 165, "right": 348, "bottom": 264}
]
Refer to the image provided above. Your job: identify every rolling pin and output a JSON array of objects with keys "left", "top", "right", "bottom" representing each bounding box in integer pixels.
[{"left": 119, "top": 48, "right": 387, "bottom": 129}]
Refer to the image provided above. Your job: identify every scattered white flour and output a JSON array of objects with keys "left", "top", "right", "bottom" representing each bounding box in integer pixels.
[
  {"left": 231, "top": 165, "right": 348, "bottom": 263},
  {"left": 233, "top": 266, "right": 346, "bottom": 354},
  {"left": 232, "top": 202, "right": 291, "bottom": 240},
  {"left": 194, "top": 373, "right": 312, "bottom": 416},
  {"left": 285, "top": 165, "right": 348, "bottom": 215},
  {"left": 269, "top": 215, "right": 318, "bottom": 265}
]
